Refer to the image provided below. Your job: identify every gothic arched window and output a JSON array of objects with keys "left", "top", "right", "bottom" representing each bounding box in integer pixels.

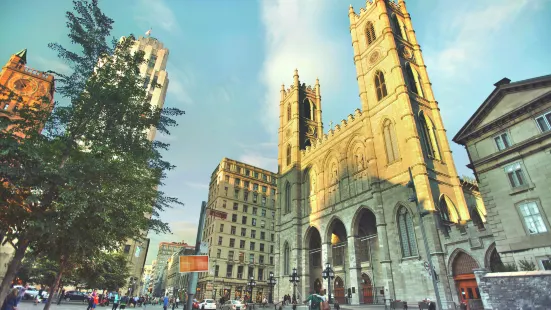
[
  {"left": 286, "top": 144, "right": 292, "bottom": 166},
  {"left": 312, "top": 104, "right": 317, "bottom": 121},
  {"left": 374, "top": 71, "right": 388, "bottom": 101},
  {"left": 285, "top": 182, "right": 291, "bottom": 214},
  {"left": 391, "top": 14, "right": 403, "bottom": 39},
  {"left": 383, "top": 119, "right": 399, "bottom": 164},
  {"left": 366, "top": 22, "right": 376, "bottom": 46},
  {"left": 304, "top": 99, "right": 312, "bottom": 120},
  {"left": 287, "top": 103, "right": 291, "bottom": 122},
  {"left": 405, "top": 63, "right": 424, "bottom": 97},
  {"left": 419, "top": 112, "right": 441, "bottom": 160},
  {"left": 471, "top": 207, "right": 485, "bottom": 230},
  {"left": 397, "top": 207, "right": 418, "bottom": 257},
  {"left": 283, "top": 242, "right": 290, "bottom": 275}
]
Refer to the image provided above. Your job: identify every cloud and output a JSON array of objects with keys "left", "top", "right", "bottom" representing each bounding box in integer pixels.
[
  {"left": 32, "top": 56, "right": 71, "bottom": 75},
  {"left": 184, "top": 181, "right": 209, "bottom": 190},
  {"left": 259, "top": 0, "right": 346, "bottom": 138},
  {"left": 239, "top": 152, "right": 278, "bottom": 172},
  {"left": 166, "top": 63, "right": 194, "bottom": 105},
  {"left": 425, "top": 0, "right": 535, "bottom": 79},
  {"left": 134, "top": 0, "right": 179, "bottom": 34}
]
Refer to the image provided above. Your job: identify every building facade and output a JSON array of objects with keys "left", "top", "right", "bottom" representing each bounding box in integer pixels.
[
  {"left": 152, "top": 241, "right": 192, "bottom": 296},
  {"left": 453, "top": 75, "right": 551, "bottom": 271},
  {"left": 141, "top": 265, "right": 153, "bottom": 296},
  {"left": 0, "top": 49, "right": 55, "bottom": 285},
  {"left": 198, "top": 158, "right": 277, "bottom": 303},
  {"left": 274, "top": 0, "right": 493, "bottom": 307},
  {"left": 166, "top": 246, "right": 196, "bottom": 298},
  {"left": 122, "top": 35, "right": 170, "bottom": 295}
]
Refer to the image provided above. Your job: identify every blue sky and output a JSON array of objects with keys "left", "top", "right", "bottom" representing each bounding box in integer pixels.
[{"left": 1, "top": 0, "right": 550, "bottom": 264}]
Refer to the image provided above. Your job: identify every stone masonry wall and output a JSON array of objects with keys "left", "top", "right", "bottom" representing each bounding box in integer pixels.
[{"left": 474, "top": 268, "right": 551, "bottom": 309}]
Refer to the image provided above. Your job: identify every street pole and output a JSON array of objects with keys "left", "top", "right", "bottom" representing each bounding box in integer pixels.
[
  {"left": 186, "top": 201, "right": 208, "bottom": 310},
  {"left": 407, "top": 168, "right": 442, "bottom": 310}
]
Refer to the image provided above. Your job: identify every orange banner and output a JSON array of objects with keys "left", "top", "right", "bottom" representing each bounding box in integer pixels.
[{"left": 179, "top": 255, "right": 209, "bottom": 273}]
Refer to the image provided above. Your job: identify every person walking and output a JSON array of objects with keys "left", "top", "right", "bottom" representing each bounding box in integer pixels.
[
  {"left": 120, "top": 295, "right": 128, "bottom": 310},
  {"left": 57, "top": 288, "right": 66, "bottom": 305},
  {"left": 303, "top": 291, "right": 323, "bottom": 310},
  {"left": 176, "top": 297, "right": 179, "bottom": 308},
  {"left": 15, "top": 286, "right": 27, "bottom": 306},
  {"left": 163, "top": 295, "right": 169, "bottom": 310},
  {"left": 112, "top": 291, "right": 120, "bottom": 310},
  {"left": 2, "top": 288, "right": 19, "bottom": 310}
]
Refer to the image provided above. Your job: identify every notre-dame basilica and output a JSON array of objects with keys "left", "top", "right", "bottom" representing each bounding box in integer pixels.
[{"left": 274, "top": 0, "right": 496, "bottom": 307}]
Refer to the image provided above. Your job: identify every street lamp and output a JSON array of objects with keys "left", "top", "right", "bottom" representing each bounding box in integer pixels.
[
  {"left": 289, "top": 268, "right": 300, "bottom": 302},
  {"left": 247, "top": 276, "right": 257, "bottom": 303},
  {"left": 322, "top": 263, "right": 334, "bottom": 304},
  {"left": 268, "top": 271, "right": 277, "bottom": 304}
]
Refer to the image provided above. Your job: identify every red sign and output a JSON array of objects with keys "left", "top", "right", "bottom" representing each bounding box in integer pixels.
[
  {"left": 179, "top": 255, "right": 209, "bottom": 273},
  {"left": 209, "top": 209, "right": 228, "bottom": 220}
]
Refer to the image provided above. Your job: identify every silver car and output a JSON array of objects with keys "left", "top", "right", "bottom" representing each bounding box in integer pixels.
[{"left": 221, "top": 300, "right": 246, "bottom": 310}]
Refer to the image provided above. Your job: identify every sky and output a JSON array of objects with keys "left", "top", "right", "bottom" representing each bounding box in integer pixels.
[{"left": 1, "top": 0, "right": 550, "bottom": 265}]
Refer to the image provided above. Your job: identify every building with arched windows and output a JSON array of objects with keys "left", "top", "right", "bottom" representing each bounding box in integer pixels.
[{"left": 274, "top": 0, "right": 496, "bottom": 307}]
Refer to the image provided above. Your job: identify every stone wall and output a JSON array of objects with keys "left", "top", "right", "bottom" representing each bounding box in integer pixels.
[{"left": 474, "top": 268, "right": 551, "bottom": 309}]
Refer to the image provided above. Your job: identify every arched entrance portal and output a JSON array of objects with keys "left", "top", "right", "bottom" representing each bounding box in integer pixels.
[
  {"left": 361, "top": 274, "right": 373, "bottom": 304},
  {"left": 305, "top": 227, "right": 323, "bottom": 294},
  {"left": 452, "top": 251, "right": 481, "bottom": 304},
  {"left": 334, "top": 276, "right": 345, "bottom": 304}
]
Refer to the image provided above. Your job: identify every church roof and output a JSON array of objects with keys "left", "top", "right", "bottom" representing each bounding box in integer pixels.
[
  {"left": 14, "top": 49, "right": 27, "bottom": 63},
  {"left": 453, "top": 74, "right": 551, "bottom": 145}
]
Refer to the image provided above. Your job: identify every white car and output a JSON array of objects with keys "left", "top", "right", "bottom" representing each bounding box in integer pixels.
[
  {"left": 199, "top": 299, "right": 217, "bottom": 310},
  {"left": 24, "top": 288, "right": 49, "bottom": 300},
  {"left": 221, "top": 300, "right": 246, "bottom": 310}
]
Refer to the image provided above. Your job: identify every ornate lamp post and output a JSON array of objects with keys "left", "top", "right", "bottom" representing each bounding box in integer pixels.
[
  {"left": 322, "top": 263, "right": 334, "bottom": 304},
  {"left": 289, "top": 268, "right": 300, "bottom": 302},
  {"left": 247, "top": 276, "right": 257, "bottom": 303},
  {"left": 268, "top": 271, "right": 277, "bottom": 304}
]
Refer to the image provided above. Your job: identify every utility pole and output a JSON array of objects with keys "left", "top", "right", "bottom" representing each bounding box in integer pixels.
[
  {"left": 186, "top": 201, "right": 208, "bottom": 310},
  {"left": 406, "top": 167, "right": 442, "bottom": 310}
]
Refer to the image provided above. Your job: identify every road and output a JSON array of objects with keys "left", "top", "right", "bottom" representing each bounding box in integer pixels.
[{"left": 17, "top": 300, "right": 165, "bottom": 310}]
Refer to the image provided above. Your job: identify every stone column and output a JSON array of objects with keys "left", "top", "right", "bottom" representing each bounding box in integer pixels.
[
  {"left": 376, "top": 222, "right": 395, "bottom": 302},
  {"left": 347, "top": 235, "right": 361, "bottom": 305},
  {"left": 321, "top": 242, "right": 331, "bottom": 294}
]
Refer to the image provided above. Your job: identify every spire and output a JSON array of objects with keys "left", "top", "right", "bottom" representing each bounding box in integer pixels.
[
  {"left": 293, "top": 68, "right": 299, "bottom": 86},
  {"left": 14, "top": 49, "right": 27, "bottom": 64}
]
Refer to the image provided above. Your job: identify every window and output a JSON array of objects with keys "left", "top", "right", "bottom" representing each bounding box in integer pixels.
[
  {"left": 283, "top": 243, "right": 290, "bottom": 275},
  {"left": 272, "top": 211, "right": 275, "bottom": 219},
  {"left": 217, "top": 249, "right": 221, "bottom": 258},
  {"left": 366, "top": 22, "right": 376, "bottom": 46},
  {"left": 271, "top": 234, "right": 274, "bottom": 242},
  {"left": 251, "top": 230, "right": 256, "bottom": 238},
  {"left": 232, "top": 214, "right": 237, "bottom": 222},
  {"left": 263, "top": 174, "right": 267, "bottom": 181},
  {"left": 231, "top": 226, "right": 236, "bottom": 235},
  {"left": 151, "top": 75, "right": 158, "bottom": 88},
  {"left": 391, "top": 14, "right": 403, "bottom": 38},
  {"left": 285, "top": 182, "right": 291, "bottom": 213},
  {"left": 239, "top": 252, "right": 245, "bottom": 262},
  {"left": 383, "top": 119, "right": 400, "bottom": 164},
  {"left": 249, "top": 254, "right": 255, "bottom": 264},
  {"left": 244, "top": 191, "right": 249, "bottom": 201},
  {"left": 225, "top": 176, "right": 230, "bottom": 182},
  {"left": 261, "top": 196, "right": 267, "bottom": 207},
  {"left": 260, "top": 220, "right": 265, "bottom": 228},
  {"left": 374, "top": 71, "right": 388, "bottom": 101},
  {"left": 229, "top": 238, "right": 235, "bottom": 247},
  {"left": 243, "top": 205, "right": 248, "bottom": 212},
  {"left": 518, "top": 201, "right": 547, "bottom": 234},
  {"left": 505, "top": 162, "right": 527, "bottom": 188},
  {"left": 286, "top": 145, "right": 292, "bottom": 166},
  {"left": 143, "top": 77, "right": 150, "bottom": 89},
  {"left": 253, "top": 207, "right": 258, "bottom": 215},
  {"left": 224, "top": 187, "right": 228, "bottom": 196},
  {"left": 258, "top": 268, "right": 264, "bottom": 281},
  {"left": 260, "top": 243, "right": 265, "bottom": 252},
  {"left": 220, "top": 224, "right": 224, "bottom": 233},
  {"left": 250, "top": 242, "right": 255, "bottom": 251},
  {"left": 242, "top": 216, "right": 247, "bottom": 224},
  {"left": 228, "top": 251, "right": 234, "bottom": 260},
  {"left": 259, "top": 255, "right": 265, "bottom": 264},
  {"left": 235, "top": 178, "right": 241, "bottom": 187},
  {"left": 226, "top": 264, "right": 233, "bottom": 278},
  {"left": 270, "top": 256, "right": 274, "bottom": 265},
  {"left": 397, "top": 207, "right": 418, "bottom": 257},
  {"left": 124, "top": 245, "right": 131, "bottom": 253},
  {"left": 234, "top": 189, "right": 239, "bottom": 199},
  {"left": 494, "top": 132, "right": 512, "bottom": 151},
  {"left": 287, "top": 103, "right": 291, "bottom": 122},
  {"left": 535, "top": 111, "right": 551, "bottom": 132},
  {"left": 539, "top": 258, "right": 551, "bottom": 270},
  {"left": 148, "top": 55, "right": 157, "bottom": 68},
  {"left": 254, "top": 171, "right": 259, "bottom": 178},
  {"left": 223, "top": 200, "right": 227, "bottom": 208},
  {"left": 245, "top": 169, "right": 250, "bottom": 176},
  {"left": 260, "top": 232, "right": 265, "bottom": 240},
  {"left": 241, "top": 228, "right": 247, "bottom": 237},
  {"left": 240, "top": 240, "right": 245, "bottom": 249},
  {"left": 470, "top": 207, "right": 485, "bottom": 230},
  {"left": 252, "top": 218, "right": 257, "bottom": 226},
  {"left": 253, "top": 193, "right": 258, "bottom": 203},
  {"left": 233, "top": 203, "right": 239, "bottom": 210},
  {"left": 215, "top": 265, "right": 219, "bottom": 277},
  {"left": 237, "top": 266, "right": 244, "bottom": 279},
  {"left": 270, "top": 245, "right": 274, "bottom": 253},
  {"left": 262, "top": 186, "right": 267, "bottom": 193},
  {"left": 419, "top": 112, "right": 441, "bottom": 160},
  {"left": 261, "top": 209, "right": 266, "bottom": 217},
  {"left": 405, "top": 63, "right": 424, "bottom": 97},
  {"left": 271, "top": 188, "right": 276, "bottom": 196}
]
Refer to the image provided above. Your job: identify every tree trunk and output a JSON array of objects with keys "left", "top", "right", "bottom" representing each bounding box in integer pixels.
[
  {"left": 43, "top": 259, "right": 65, "bottom": 310},
  {"left": 0, "top": 240, "right": 29, "bottom": 305}
]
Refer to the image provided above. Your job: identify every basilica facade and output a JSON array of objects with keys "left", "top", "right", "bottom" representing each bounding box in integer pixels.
[{"left": 274, "top": 0, "right": 495, "bottom": 307}]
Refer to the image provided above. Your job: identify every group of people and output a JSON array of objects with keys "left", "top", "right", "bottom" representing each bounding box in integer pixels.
[{"left": 84, "top": 289, "right": 149, "bottom": 310}]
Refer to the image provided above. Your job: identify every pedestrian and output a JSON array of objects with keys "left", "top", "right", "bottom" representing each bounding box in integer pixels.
[
  {"left": 112, "top": 291, "right": 120, "bottom": 310},
  {"left": 2, "top": 288, "right": 19, "bottom": 310},
  {"left": 163, "top": 295, "right": 169, "bottom": 310},
  {"left": 176, "top": 297, "right": 179, "bottom": 308},
  {"left": 57, "top": 288, "right": 66, "bottom": 305},
  {"left": 15, "top": 286, "right": 27, "bottom": 306},
  {"left": 303, "top": 291, "right": 322, "bottom": 310},
  {"left": 120, "top": 295, "right": 128, "bottom": 310}
]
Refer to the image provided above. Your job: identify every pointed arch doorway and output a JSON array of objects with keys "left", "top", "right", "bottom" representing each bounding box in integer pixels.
[
  {"left": 452, "top": 251, "right": 481, "bottom": 304},
  {"left": 361, "top": 274, "right": 374, "bottom": 304},
  {"left": 333, "top": 276, "right": 345, "bottom": 304}
]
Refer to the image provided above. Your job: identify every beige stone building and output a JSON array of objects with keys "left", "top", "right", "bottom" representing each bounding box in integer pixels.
[
  {"left": 121, "top": 35, "right": 170, "bottom": 295},
  {"left": 274, "top": 0, "right": 494, "bottom": 307},
  {"left": 152, "top": 241, "right": 192, "bottom": 296},
  {"left": 453, "top": 75, "right": 551, "bottom": 271},
  {"left": 198, "top": 158, "right": 277, "bottom": 303},
  {"left": 166, "top": 246, "right": 196, "bottom": 298}
]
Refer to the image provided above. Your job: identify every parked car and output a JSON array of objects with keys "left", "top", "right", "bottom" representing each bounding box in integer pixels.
[
  {"left": 24, "top": 287, "right": 40, "bottom": 300},
  {"left": 220, "top": 300, "right": 246, "bottom": 310},
  {"left": 199, "top": 299, "right": 217, "bottom": 310},
  {"left": 64, "top": 291, "right": 88, "bottom": 301}
]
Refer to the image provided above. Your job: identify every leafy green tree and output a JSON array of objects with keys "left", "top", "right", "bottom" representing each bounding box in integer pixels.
[
  {"left": 76, "top": 252, "right": 129, "bottom": 291},
  {"left": 0, "top": 0, "right": 183, "bottom": 308},
  {"left": 518, "top": 259, "right": 536, "bottom": 271}
]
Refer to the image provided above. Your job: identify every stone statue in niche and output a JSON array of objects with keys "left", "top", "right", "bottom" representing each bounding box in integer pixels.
[
  {"left": 331, "top": 163, "right": 338, "bottom": 184},
  {"left": 310, "top": 173, "right": 316, "bottom": 193},
  {"left": 358, "top": 153, "right": 365, "bottom": 171}
]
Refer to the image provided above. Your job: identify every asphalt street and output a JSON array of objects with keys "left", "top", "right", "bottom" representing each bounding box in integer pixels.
[{"left": 17, "top": 300, "right": 163, "bottom": 310}]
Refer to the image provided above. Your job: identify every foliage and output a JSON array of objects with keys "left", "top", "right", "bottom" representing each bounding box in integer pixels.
[
  {"left": 518, "top": 259, "right": 537, "bottom": 271},
  {"left": 493, "top": 263, "right": 518, "bottom": 272},
  {"left": 76, "top": 252, "right": 129, "bottom": 291},
  {"left": 0, "top": 0, "right": 184, "bottom": 305}
]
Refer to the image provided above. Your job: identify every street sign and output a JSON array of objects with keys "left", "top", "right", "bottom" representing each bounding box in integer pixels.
[
  {"left": 179, "top": 255, "right": 209, "bottom": 273},
  {"left": 200, "top": 242, "right": 209, "bottom": 254}
]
